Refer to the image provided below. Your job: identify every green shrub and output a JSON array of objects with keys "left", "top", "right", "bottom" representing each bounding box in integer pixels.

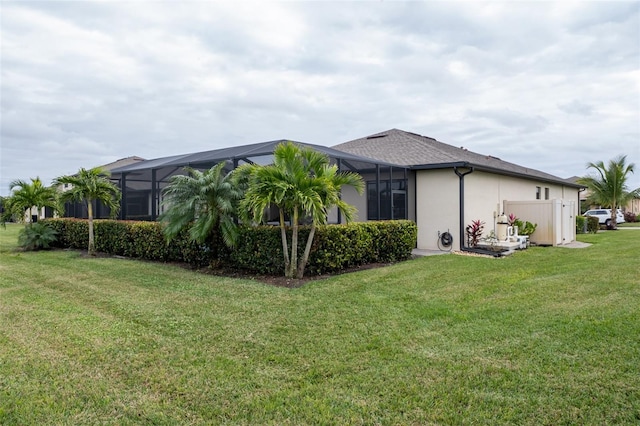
[
  {"left": 623, "top": 211, "right": 637, "bottom": 223},
  {"left": 230, "top": 220, "right": 417, "bottom": 276},
  {"left": 372, "top": 220, "right": 417, "bottom": 262},
  {"left": 514, "top": 219, "right": 537, "bottom": 236},
  {"left": 17, "top": 223, "right": 58, "bottom": 251},
  {"left": 576, "top": 215, "right": 586, "bottom": 234},
  {"left": 229, "top": 226, "right": 287, "bottom": 275},
  {"left": 42, "top": 219, "right": 417, "bottom": 276},
  {"left": 586, "top": 216, "right": 600, "bottom": 234}
]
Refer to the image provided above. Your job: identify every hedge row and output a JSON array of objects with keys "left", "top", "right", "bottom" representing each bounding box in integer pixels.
[
  {"left": 43, "top": 219, "right": 216, "bottom": 267},
  {"left": 41, "top": 219, "right": 417, "bottom": 276},
  {"left": 230, "top": 221, "right": 417, "bottom": 275}
]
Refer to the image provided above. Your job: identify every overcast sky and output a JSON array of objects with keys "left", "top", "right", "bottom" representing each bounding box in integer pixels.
[{"left": 2, "top": 1, "right": 639, "bottom": 196}]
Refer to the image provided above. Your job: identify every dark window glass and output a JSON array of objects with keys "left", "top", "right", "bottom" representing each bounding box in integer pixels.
[{"left": 367, "top": 179, "right": 407, "bottom": 220}]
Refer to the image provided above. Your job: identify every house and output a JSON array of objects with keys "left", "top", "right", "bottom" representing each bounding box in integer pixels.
[
  {"left": 108, "top": 130, "right": 582, "bottom": 251},
  {"left": 569, "top": 175, "right": 640, "bottom": 216},
  {"left": 333, "top": 129, "right": 582, "bottom": 251}
]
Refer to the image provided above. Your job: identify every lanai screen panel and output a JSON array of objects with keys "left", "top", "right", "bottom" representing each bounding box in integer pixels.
[{"left": 109, "top": 140, "right": 407, "bottom": 221}]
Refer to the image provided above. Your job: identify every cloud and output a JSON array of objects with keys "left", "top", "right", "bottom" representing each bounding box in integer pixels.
[
  {"left": 465, "top": 108, "right": 550, "bottom": 134},
  {"left": 558, "top": 100, "right": 594, "bottom": 116},
  {"left": 1, "top": 1, "right": 639, "bottom": 195}
]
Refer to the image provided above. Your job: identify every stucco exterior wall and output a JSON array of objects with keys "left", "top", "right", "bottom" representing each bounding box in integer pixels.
[
  {"left": 415, "top": 169, "right": 460, "bottom": 251},
  {"left": 332, "top": 184, "right": 366, "bottom": 223},
  {"left": 415, "top": 169, "right": 580, "bottom": 251}
]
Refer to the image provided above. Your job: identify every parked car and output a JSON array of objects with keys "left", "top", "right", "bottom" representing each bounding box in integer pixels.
[{"left": 584, "top": 209, "right": 625, "bottom": 227}]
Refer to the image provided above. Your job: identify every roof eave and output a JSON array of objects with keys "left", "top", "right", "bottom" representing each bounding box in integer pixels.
[{"left": 412, "top": 162, "right": 584, "bottom": 188}]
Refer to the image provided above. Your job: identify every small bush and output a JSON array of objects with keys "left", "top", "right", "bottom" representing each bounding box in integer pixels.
[
  {"left": 465, "top": 220, "right": 484, "bottom": 247},
  {"left": 576, "top": 216, "right": 586, "bottom": 234},
  {"left": 586, "top": 216, "right": 600, "bottom": 234},
  {"left": 18, "top": 223, "right": 58, "bottom": 251},
  {"left": 623, "top": 211, "right": 637, "bottom": 223}
]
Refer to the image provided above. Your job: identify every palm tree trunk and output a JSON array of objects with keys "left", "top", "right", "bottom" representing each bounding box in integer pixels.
[
  {"left": 297, "top": 223, "right": 316, "bottom": 279},
  {"left": 279, "top": 208, "right": 290, "bottom": 271},
  {"left": 287, "top": 207, "right": 299, "bottom": 278},
  {"left": 87, "top": 200, "right": 96, "bottom": 256}
]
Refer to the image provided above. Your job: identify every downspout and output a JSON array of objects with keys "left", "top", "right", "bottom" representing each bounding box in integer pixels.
[
  {"left": 454, "top": 166, "right": 474, "bottom": 252},
  {"left": 578, "top": 186, "right": 587, "bottom": 213}
]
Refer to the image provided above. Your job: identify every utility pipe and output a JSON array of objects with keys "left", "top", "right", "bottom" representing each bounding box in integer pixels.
[{"left": 454, "top": 166, "right": 474, "bottom": 251}]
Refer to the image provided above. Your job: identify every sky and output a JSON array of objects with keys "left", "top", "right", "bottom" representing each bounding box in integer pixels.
[{"left": 1, "top": 1, "right": 639, "bottom": 196}]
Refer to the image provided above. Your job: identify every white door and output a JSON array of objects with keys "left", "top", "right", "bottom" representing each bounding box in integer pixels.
[{"left": 561, "top": 201, "right": 575, "bottom": 244}]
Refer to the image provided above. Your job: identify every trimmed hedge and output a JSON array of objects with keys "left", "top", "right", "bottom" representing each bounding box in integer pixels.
[
  {"left": 586, "top": 216, "right": 600, "bottom": 234},
  {"left": 42, "top": 218, "right": 417, "bottom": 276},
  {"left": 42, "top": 218, "right": 216, "bottom": 267}
]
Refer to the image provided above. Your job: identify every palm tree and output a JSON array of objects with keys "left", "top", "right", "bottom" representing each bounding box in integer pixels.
[
  {"left": 577, "top": 155, "right": 639, "bottom": 229},
  {"left": 240, "top": 142, "right": 364, "bottom": 279},
  {"left": 4, "top": 177, "right": 59, "bottom": 226},
  {"left": 55, "top": 167, "right": 121, "bottom": 255},
  {"left": 160, "top": 162, "right": 241, "bottom": 248}
]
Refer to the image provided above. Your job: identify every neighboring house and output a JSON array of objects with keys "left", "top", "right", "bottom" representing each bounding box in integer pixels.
[
  {"left": 61, "top": 156, "right": 145, "bottom": 219},
  {"left": 333, "top": 129, "right": 582, "bottom": 250},
  {"left": 569, "top": 175, "right": 640, "bottom": 215},
  {"left": 109, "top": 129, "right": 582, "bottom": 251},
  {"left": 567, "top": 176, "right": 591, "bottom": 213},
  {"left": 626, "top": 198, "right": 640, "bottom": 215}
]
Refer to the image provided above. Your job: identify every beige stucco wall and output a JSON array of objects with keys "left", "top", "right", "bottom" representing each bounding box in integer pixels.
[
  {"left": 415, "top": 169, "right": 580, "bottom": 251},
  {"left": 339, "top": 185, "right": 366, "bottom": 223}
]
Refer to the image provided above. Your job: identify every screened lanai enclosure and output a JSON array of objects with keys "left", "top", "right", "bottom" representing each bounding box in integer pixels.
[{"left": 107, "top": 139, "right": 413, "bottom": 224}]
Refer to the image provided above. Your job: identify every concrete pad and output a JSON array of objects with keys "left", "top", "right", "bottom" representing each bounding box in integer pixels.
[
  {"left": 559, "top": 241, "right": 591, "bottom": 249},
  {"left": 412, "top": 248, "right": 452, "bottom": 257}
]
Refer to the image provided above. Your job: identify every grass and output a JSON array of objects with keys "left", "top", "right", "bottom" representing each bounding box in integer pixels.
[
  {"left": 1, "top": 223, "right": 639, "bottom": 425},
  {"left": 617, "top": 221, "right": 640, "bottom": 228}
]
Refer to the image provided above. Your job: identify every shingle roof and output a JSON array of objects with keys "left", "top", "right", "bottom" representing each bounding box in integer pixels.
[
  {"left": 98, "top": 156, "right": 146, "bottom": 171},
  {"left": 333, "top": 128, "right": 581, "bottom": 187}
]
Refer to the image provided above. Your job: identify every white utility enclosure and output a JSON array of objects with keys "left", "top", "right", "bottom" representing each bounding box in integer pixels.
[{"left": 504, "top": 199, "right": 576, "bottom": 246}]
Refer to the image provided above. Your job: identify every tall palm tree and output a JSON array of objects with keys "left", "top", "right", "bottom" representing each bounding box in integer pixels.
[
  {"left": 240, "top": 142, "right": 364, "bottom": 279},
  {"left": 4, "top": 177, "right": 59, "bottom": 226},
  {"left": 160, "top": 162, "right": 241, "bottom": 248},
  {"left": 578, "top": 155, "right": 638, "bottom": 229},
  {"left": 55, "top": 167, "right": 121, "bottom": 255}
]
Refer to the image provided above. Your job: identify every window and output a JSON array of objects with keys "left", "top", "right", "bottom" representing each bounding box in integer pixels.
[
  {"left": 536, "top": 186, "right": 541, "bottom": 200},
  {"left": 367, "top": 179, "right": 407, "bottom": 220},
  {"left": 545, "top": 187, "right": 550, "bottom": 200}
]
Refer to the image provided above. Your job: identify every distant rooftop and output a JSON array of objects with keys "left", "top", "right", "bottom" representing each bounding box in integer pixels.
[{"left": 99, "top": 156, "right": 146, "bottom": 172}]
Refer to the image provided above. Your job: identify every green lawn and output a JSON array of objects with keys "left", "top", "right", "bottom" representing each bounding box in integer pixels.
[{"left": 1, "top": 223, "right": 639, "bottom": 425}]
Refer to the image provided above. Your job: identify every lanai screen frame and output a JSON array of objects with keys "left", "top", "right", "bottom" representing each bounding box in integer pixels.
[{"left": 109, "top": 139, "right": 409, "bottom": 223}]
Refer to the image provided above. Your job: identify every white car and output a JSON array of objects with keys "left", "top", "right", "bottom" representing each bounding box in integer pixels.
[{"left": 584, "top": 209, "right": 625, "bottom": 227}]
